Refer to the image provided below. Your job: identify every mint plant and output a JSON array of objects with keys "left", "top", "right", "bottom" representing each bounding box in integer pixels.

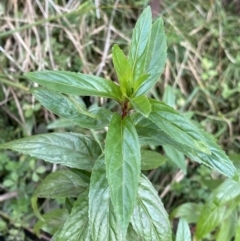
[{"left": 0, "top": 6, "right": 237, "bottom": 240}]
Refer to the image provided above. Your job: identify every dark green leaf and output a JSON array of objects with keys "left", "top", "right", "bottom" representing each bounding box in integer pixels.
[
  {"left": 105, "top": 113, "right": 141, "bottom": 233},
  {"left": 170, "top": 202, "right": 203, "bottom": 223},
  {"left": 34, "top": 209, "right": 69, "bottom": 236},
  {"left": 134, "top": 113, "right": 236, "bottom": 177},
  {"left": 25, "top": 71, "right": 122, "bottom": 101},
  {"left": 141, "top": 150, "right": 166, "bottom": 170},
  {"left": 176, "top": 219, "right": 191, "bottom": 241},
  {"left": 54, "top": 190, "right": 90, "bottom": 241},
  {"left": 33, "top": 170, "right": 88, "bottom": 198},
  {"left": 89, "top": 156, "right": 124, "bottom": 240},
  {"left": 112, "top": 44, "right": 132, "bottom": 95},
  {"left": 130, "top": 96, "right": 151, "bottom": 117},
  {"left": 131, "top": 174, "right": 172, "bottom": 241},
  {"left": 129, "top": 6, "right": 152, "bottom": 81},
  {"left": 32, "top": 88, "right": 112, "bottom": 129},
  {"left": 134, "top": 17, "right": 167, "bottom": 96},
  {"left": 0, "top": 132, "right": 101, "bottom": 170},
  {"left": 163, "top": 145, "right": 186, "bottom": 173},
  {"left": 148, "top": 99, "right": 210, "bottom": 154}
]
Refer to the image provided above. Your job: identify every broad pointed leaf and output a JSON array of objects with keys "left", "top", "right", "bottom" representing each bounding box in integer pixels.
[
  {"left": 33, "top": 170, "right": 88, "bottom": 198},
  {"left": 148, "top": 99, "right": 210, "bottom": 154},
  {"left": 89, "top": 156, "right": 124, "bottom": 240},
  {"left": 54, "top": 190, "right": 90, "bottom": 241},
  {"left": 129, "top": 6, "right": 152, "bottom": 81},
  {"left": 25, "top": 71, "right": 122, "bottom": 101},
  {"left": 0, "top": 133, "right": 101, "bottom": 170},
  {"left": 105, "top": 113, "right": 141, "bottom": 233},
  {"left": 32, "top": 88, "right": 112, "bottom": 129},
  {"left": 133, "top": 113, "right": 236, "bottom": 177},
  {"left": 134, "top": 17, "right": 167, "bottom": 96},
  {"left": 130, "top": 175, "right": 172, "bottom": 241},
  {"left": 112, "top": 44, "right": 132, "bottom": 95},
  {"left": 34, "top": 209, "right": 69, "bottom": 236},
  {"left": 130, "top": 95, "right": 151, "bottom": 117},
  {"left": 176, "top": 219, "right": 191, "bottom": 241},
  {"left": 141, "top": 150, "right": 166, "bottom": 170}
]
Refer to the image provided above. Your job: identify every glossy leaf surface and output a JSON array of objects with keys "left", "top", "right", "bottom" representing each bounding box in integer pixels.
[
  {"left": 112, "top": 44, "right": 132, "bottom": 95},
  {"left": 176, "top": 219, "right": 191, "bottom": 241},
  {"left": 32, "top": 88, "right": 111, "bottom": 129},
  {"left": 105, "top": 113, "right": 141, "bottom": 233},
  {"left": 131, "top": 175, "right": 172, "bottom": 241},
  {"left": 34, "top": 209, "right": 69, "bottom": 236},
  {"left": 25, "top": 71, "right": 122, "bottom": 101},
  {"left": 89, "top": 156, "right": 123, "bottom": 240},
  {"left": 134, "top": 113, "right": 236, "bottom": 177},
  {"left": 129, "top": 6, "right": 152, "bottom": 81},
  {"left": 0, "top": 133, "right": 101, "bottom": 170},
  {"left": 54, "top": 191, "right": 90, "bottom": 241},
  {"left": 141, "top": 150, "right": 166, "bottom": 170},
  {"left": 33, "top": 170, "right": 88, "bottom": 198},
  {"left": 130, "top": 95, "right": 151, "bottom": 117},
  {"left": 134, "top": 17, "right": 167, "bottom": 96}
]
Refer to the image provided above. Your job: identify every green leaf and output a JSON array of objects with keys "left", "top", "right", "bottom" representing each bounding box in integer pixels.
[
  {"left": 163, "top": 145, "right": 186, "bottom": 173},
  {"left": 134, "top": 113, "right": 236, "bottom": 178},
  {"left": 25, "top": 71, "right": 122, "bottom": 101},
  {"left": 134, "top": 17, "right": 167, "bottom": 96},
  {"left": 89, "top": 156, "right": 124, "bottom": 240},
  {"left": 196, "top": 200, "right": 234, "bottom": 239},
  {"left": 32, "top": 88, "right": 112, "bottom": 129},
  {"left": 148, "top": 99, "right": 210, "bottom": 154},
  {"left": 33, "top": 170, "right": 88, "bottom": 198},
  {"left": 33, "top": 209, "right": 69, "bottom": 236},
  {"left": 162, "top": 84, "right": 176, "bottom": 108},
  {"left": 129, "top": 6, "right": 152, "bottom": 81},
  {"left": 141, "top": 150, "right": 166, "bottom": 170},
  {"left": 112, "top": 44, "right": 132, "bottom": 95},
  {"left": 0, "top": 133, "right": 101, "bottom": 170},
  {"left": 235, "top": 218, "right": 240, "bottom": 241},
  {"left": 176, "top": 219, "right": 191, "bottom": 241},
  {"left": 130, "top": 174, "right": 172, "bottom": 241},
  {"left": 130, "top": 96, "right": 151, "bottom": 117},
  {"left": 54, "top": 190, "right": 90, "bottom": 241},
  {"left": 216, "top": 212, "right": 237, "bottom": 241},
  {"left": 170, "top": 202, "right": 203, "bottom": 223},
  {"left": 105, "top": 113, "right": 141, "bottom": 233}
]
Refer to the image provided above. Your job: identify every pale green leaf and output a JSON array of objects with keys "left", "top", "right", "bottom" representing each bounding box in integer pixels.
[
  {"left": 32, "top": 88, "right": 112, "bottom": 129},
  {"left": 141, "top": 150, "right": 166, "bottom": 170},
  {"left": 216, "top": 212, "right": 237, "bottom": 241},
  {"left": 25, "top": 71, "right": 122, "bottom": 101},
  {"left": 54, "top": 191, "right": 90, "bottom": 241},
  {"left": 33, "top": 170, "right": 88, "bottom": 198},
  {"left": 33, "top": 209, "right": 69, "bottom": 236},
  {"left": 130, "top": 96, "right": 151, "bottom": 117},
  {"left": 89, "top": 156, "right": 124, "bottom": 240},
  {"left": 170, "top": 202, "right": 203, "bottom": 223},
  {"left": 105, "top": 113, "right": 141, "bottom": 233},
  {"left": 163, "top": 145, "right": 186, "bottom": 173},
  {"left": 235, "top": 218, "right": 240, "bottom": 241},
  {"left": 176, "top": 219, "right": 191, "bottom": 241},
  {"left": 0, "top": 133, "right": 101, "bottom": 170},
  {"left": 134, "top": 17, "right": 167, "bottom": 96},
  {"left": 112, "top": 44, "right": 132, "bottom": 95},
  {"left": 130, "top": 174, "right": 172, "bottom": 241},
  {"left": 162, "top": 85, "right": 176, "bottom": 108},
  {"left": 129, "top": 6, "right": 152, "bottom": 81}
]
